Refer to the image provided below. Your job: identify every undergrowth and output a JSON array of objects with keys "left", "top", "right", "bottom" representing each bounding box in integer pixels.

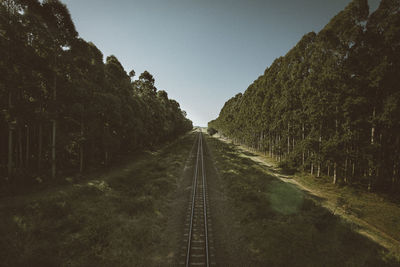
[{"left": 0, "top": 133, "right": 195, "bottom": 267}]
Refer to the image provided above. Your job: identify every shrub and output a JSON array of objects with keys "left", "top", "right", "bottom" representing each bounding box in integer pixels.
[{"left": 207, "top": 127, "right": 218, "bottom": 136}]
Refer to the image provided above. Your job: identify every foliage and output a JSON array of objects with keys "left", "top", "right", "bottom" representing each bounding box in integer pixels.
[
  {"left": 0, "top": 0, "right": 192, "bottom": 183},
  {"left": 207, "top": 127, "right": 218, "bottom": 136},
  {"left": 209, "top": 0, "right": 400, "bottom": 193}
]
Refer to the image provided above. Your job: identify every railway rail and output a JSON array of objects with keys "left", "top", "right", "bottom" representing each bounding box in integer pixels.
[{"left": 180, "top": 131, "right": 215, "bottom": 266}]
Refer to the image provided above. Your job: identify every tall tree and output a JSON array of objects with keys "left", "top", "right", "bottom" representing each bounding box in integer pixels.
[
  {"left": 41, "top": 0, "right": 77, "bottom": 178},
  {"left": 210, "top": 0, "right": 400, "bottom": 194}
]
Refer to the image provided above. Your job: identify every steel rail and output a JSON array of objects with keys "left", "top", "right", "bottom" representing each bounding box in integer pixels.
[
  {"left": 185, "top": 131, "right": 210, "bottom": 267},
  {"left": 185, "top": 132, "right": 201, "bottom": 266},
  {"left": 200, "top": 133, "right": 210, "bottom": 267}
]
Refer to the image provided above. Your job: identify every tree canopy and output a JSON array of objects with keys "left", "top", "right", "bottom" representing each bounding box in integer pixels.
[
  {"left": 0, "top": 0, "right": 192, "bottom": 183},
  {"left": 209, "top": 0, "right": 400, "bottom": 193}
]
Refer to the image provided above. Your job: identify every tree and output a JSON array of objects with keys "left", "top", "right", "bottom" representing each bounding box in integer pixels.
[
  {"left": 0, "top": 0, "right": 192, "bottom": 185},
  {"left": 41, "top": 0, "right": 77, "bottom": 178},
  {"left": 209, "top": 0, "right": 400, "bottom": 194}
]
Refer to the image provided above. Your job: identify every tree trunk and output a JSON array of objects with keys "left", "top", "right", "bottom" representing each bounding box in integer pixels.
[
  {"left": 287, "top": 122, "right": 290, "bottom": 155},
  {"left": 38, "top": 123, "right": 42, "bottom": 170},
  {"left": 14, "top": 136, "right": 18, "bottom": 173},
  {"left": 51, "top": 55, "right": 57, "bottom": 179},
  {"left": 272, "top": 134, "right": 275, "bottom": 158},
  {"left": 333, "top": 162, "right": 337, "bottom": 184},
  {"left": 269, "top": 135, "right": 272, "bottom": 157},
  {"left": 271, "top": 136, "right": 273, "bottom": 157},
  {"left": 79, "top": 117, "right": 84, "bottom": 173},
  {"left": 80, "top": 145, "right": 84, "bottom": 173},
  {"left": 317, "top": 126, "right": 321, "bottom": 177},
  {"left": 344, "top": 155, "right": 348, "bottom": 183},
  {"left": 368, "top": 107, "right": 376, "bottom": 191},
  {"left": 8, "top": 125, "right": 13, "bottom": 177},
  {"left": 26, "top": 125, "right": 29, "bottom": 168},
  {"left": 311, "top": 152, "right": 314, "bottom": 175},
  {"left": 311, "top": 162, "right": 314, "bottom": 175},
  {"left": 317, "top": 146, "right": 321, "bottom": 178},
  {"left": 104, "top": 124, "right": 109, "bottom": 168},
  {"left": 18, "top": 124, "right": 23, "bottom": 169},
  {"left": 393, "top": 136, "right": 400, "bottom": 188},
  {"left": 392, "top": 161, "right": 396, "bottom": 187},
  {"left": 8, "top": 90, "right": 13, "bottom": 177},
  {"left": 302, "top": 123, "right": 305, "bottom": 166},
  {"left": 105, "top": 150, "right": 108, "bottom": 167},
  {"left": 292, "top": 137, "right": 295, "bottom": 151},
  {"left": 51, "top": 120, "right": 56, "bottom": 179},
  {"left": 278, "top": 135, "right": 281, "bottom": 162},
  {"left": 327, "top": 163, "right": 330, "bottom": 177}
]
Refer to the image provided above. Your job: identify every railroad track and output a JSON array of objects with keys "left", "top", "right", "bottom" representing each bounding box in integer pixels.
[{"left": 180, "top": 131, "right": 215, "bottom": 266}]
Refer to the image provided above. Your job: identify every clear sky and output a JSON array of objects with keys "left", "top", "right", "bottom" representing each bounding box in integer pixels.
[{"left": 62, "top": 0, "right": 380, "bottom": 126}]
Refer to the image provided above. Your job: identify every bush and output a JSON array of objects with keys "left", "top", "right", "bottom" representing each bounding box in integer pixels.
[
  {"left": 207, "top": 127, "right": 218, "bottom": 136},
  {"left": 278, "top": 160, "right": 297, "bottom": 175}
]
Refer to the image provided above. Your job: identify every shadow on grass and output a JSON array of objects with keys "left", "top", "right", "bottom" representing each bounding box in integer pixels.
[
  {"left": 0, "top": 133, "right": 197, "bottom": 267},
  {"left": 207, "top": 136, "right": 399, "bottom": 267},
  {"left": 241, "top": 150, "right": 257, "bottom": 157}
]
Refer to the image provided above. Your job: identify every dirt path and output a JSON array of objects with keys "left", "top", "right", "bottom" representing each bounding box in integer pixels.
[{"left": 214, "top": 134, "right": 400, "bottom": 259}]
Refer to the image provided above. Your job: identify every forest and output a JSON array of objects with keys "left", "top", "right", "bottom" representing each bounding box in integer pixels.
[
  {"left": 0, "top": 0, "right": 192, "bottom": 185},
  {"left": 209, "top": 0, "right": 400, "bottom": 194}
]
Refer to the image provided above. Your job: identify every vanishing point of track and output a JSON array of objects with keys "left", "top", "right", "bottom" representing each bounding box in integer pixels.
[{"left": 180, "top": 131, "right": 215, "bottom": 266}]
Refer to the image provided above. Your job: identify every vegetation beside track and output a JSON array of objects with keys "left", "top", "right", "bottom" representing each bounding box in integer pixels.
[
  {"left": 206, "top": 135, "right": 399, "bottom": 267},
  {"left": 0, "top": 133, "right": 196, "bottom": 267}
]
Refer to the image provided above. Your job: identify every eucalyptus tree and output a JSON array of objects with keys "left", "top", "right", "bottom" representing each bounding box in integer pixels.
[
  {"left": 210, "top": 0, "right": 400, "bottom": 193},
  {"left": 40, "top": 0, "right": 77, "bottom": 178},
  {"left": 1, "top": 0, "right": 25, "bottom": 177},
  {"left": 364, "top": 0, "right": 400, "bottom": 190},
  {"left": 0, "top": 0, "right": 192, "bottom": 184},
  {"left": 1, "top": 0, "right": 51, "bottom": 176}
]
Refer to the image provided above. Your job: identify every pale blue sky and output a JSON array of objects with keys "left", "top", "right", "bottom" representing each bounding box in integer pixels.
[{"left": 62, "top": 0, "right": 380, "bottom": 126}]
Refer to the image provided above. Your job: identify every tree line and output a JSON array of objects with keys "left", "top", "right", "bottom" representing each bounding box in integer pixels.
[
  {"left": 209, "top": 0, "right": 400, "bottom": 193},
  {"left": 0, "top": 0, "right": 192, "bottom": 184}
]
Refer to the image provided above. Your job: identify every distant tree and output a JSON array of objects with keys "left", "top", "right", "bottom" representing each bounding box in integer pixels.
[
  {"left": 134, "top": 70, "right": 156, "bottom": 96},
  {"left": 128, "top": 69, "right": 135, "bottom": 80}
]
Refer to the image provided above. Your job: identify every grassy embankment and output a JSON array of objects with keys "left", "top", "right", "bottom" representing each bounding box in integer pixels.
[
  {"left": 0, "top": 132, "right": 196, "bottom": 267},
  {"left": 294, "top": 170, "right": 400, "bottom": 253},
  {"left": 206, "top": 135, "right": 399, "bottom": 267},
  {"left": 215, "top": 133, "right": 400, "bottom": 258}
]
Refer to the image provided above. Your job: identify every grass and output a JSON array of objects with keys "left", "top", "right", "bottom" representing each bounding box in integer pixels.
[
  {"left": 295, "top": 172, "right": 400, "bottom": 243},
  {"left": 206, "top": 135, "right": 399, "bottom": 267},
  {"left": 0, "top": 133, "right": 196, "bottom": 267}
]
